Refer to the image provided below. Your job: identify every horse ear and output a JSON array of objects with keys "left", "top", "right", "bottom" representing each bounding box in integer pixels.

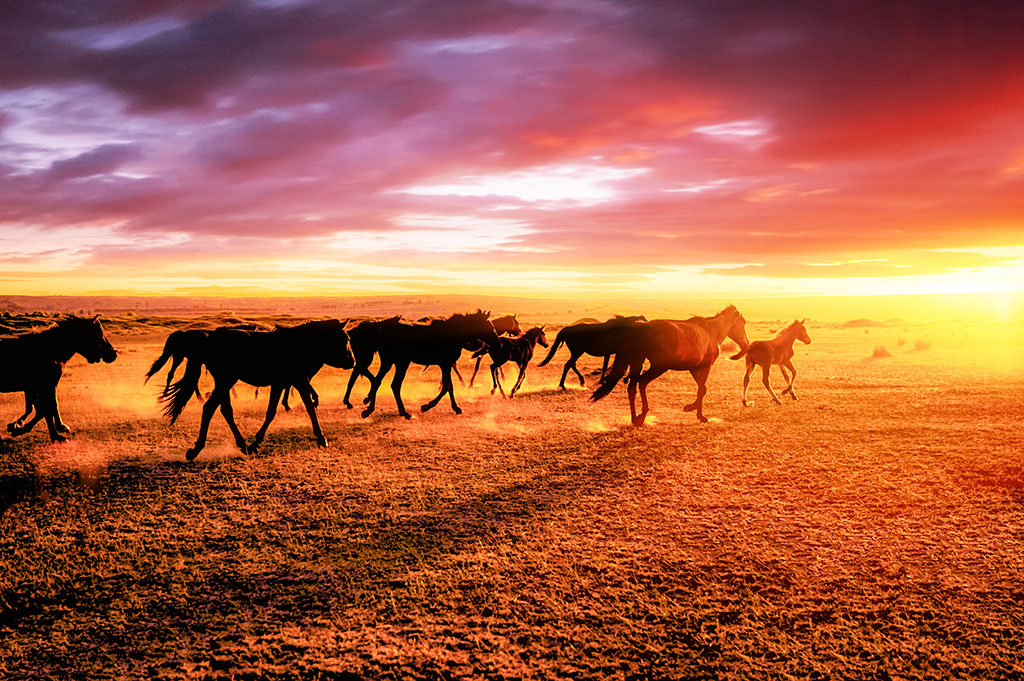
[{"left": 92, "top": 314, "right": 100, "bottom": 321}]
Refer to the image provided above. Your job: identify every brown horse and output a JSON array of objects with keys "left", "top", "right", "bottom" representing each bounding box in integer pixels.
[
  {"left": 361, "top": 310, "right": 499, "bottom": 419},
  {"left": 2, "top": 315, "right": 118, "bottom": 441},
  {"left": 469, "top": 326, "right": 548, "bottom": 397},
  {"left": 161, "top": 320, "right": 354, "bottom": 460},
  {"left": 731, "top": 319, "right": 810, "bottom": 406},
  {"left": 536, "top": 315, "right": 647, "bottom": 390},
  {"left": 591, "top": 306, "right": 749, "bottom": 426}
]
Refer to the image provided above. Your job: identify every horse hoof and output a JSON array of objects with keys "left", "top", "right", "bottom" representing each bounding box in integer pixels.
[
  {"left": 5, "top": 422, "right": 15, "bottom": 433},
  {"left": 185, "top": 448, "right": 201, "bottom": 462},
  {"left": 344, "top": 402, "right": 353, "bottom": 409},
  {"left": 360, "top": 408, "right": 373, "bottom": 419},
  {"left": 453, "top": 407, "right": 463, "bottom": 415},
  {"left": 51, "top": 434, "right": 68, "bottom": 443},
  {"left": 683, "top": 404, "right": 697, "bottom": 412},
  {"left": 56, "top": 425, "right": 71, "bottom": 435},
  {"left": 363, "top": 397, "right": 371, "bottom": 405},
  {"left": 698, "top": 416, "right": 709, "bottom": 423},
  {"left": 283, "top": 405, "right": 291, "bottom": 413},
  {"left": 401, "top": 413, "right": 412, "bottom": 420},
  {"left": 316, "top": 438, "right": 328, "bottom": 449},
  {"left": 246, "top": 443, "right": 260, "bottom": 455},
  {"left": 420, "top": 404, "right": 430, "bottom": 413}
]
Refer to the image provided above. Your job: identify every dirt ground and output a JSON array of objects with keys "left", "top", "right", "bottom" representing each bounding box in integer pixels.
[{"left": 2, "top": 313, "right": 1023, "bottom": 680}]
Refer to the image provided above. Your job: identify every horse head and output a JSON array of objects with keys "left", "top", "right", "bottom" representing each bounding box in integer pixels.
[
  {"left": 795, "top": 319, "right": 811, "bottom": 344},
  {"left": 66, "top": 315, "right": 118, "bottom": 364},
  {"left": 722, "top": 305, "right": 750, "bottom": 351},
  {"left": 321, "top": 320, "right": 355, "bottom": 369},
  {"left": 527, "top": 326, "right": 548, "bottom": 347}
]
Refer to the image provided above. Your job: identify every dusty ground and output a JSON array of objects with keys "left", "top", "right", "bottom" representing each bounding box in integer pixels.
[{"left": 2, "top": 313, "right": 1023, "bottom": 680}]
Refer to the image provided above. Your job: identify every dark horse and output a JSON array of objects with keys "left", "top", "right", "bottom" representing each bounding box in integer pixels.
[
  {"left": 591, "top": 306, "right": 749, "bottom": 425},
  {"left": 417, "top": 313, "right": 520, "bottom": 385},
  {"left": 1, "top": 315, "right": 117, "bottom": 441},
  {"left": 469, "top": 326, "right": 548, "bottom": 398},
  {"left": 361, "top": 310, "right": 499, "bottom": 419},
  {"left": 536, "top": 315, "right": 647, "bottom": 390},
  {"left": 162, "top": 320, "right": 354, "bottom": 461},
  {"left": 342, "top": 315, "right": 403, "bottom": 409},
  {"left": 145, "top": 328, "right": 211, "bottom": 401}
]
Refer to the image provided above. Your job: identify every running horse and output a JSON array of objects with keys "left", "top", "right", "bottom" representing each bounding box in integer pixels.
[
  {"left": 536, "top": 315, "right": 647, "bottom": 390},
  {"left": 342, "top": 315, "right": 403, "bottom": 409},
  {"left": 1, "top": 315, "right": 118, "bottom": 441},
  {"left": 591, "top": 306, "right": 749, "bottom": 426},
  {"left": 731, "top": 319, "right": 811, "bottom": 406},
  {"left": 469, "top": 326, "right": 548, "bottom": 397},
  {"left": 161, "top": 320, "right": 354, "bottom": 461},
  {"left": 361, "top": 310, "right": 499, "bottom": 419}
]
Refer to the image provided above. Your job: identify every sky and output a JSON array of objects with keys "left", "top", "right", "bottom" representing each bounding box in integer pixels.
[{"left": 1, "top": 0, "right": 1024, "bottom": 303}]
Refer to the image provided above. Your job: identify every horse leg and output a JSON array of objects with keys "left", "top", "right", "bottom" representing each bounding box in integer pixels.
[
  {"left": 634, "top": 366, "right": 668, "bottom": 426},
  {"left": 51, "top": 393, "right": 71, "bottom": 436},
  {"left": 296, "top": 382, "right": 328, "bottom": 448},
  {"left": 741, "top": 359, "right": 754, "bottom": 406},
  {"left": 282, "top": 386, "right": 291, "bottom": 412},
  {"left": 36, "top": 391, "right": 67, "bottom": 443},
  {"left": 248, "top": 385, "right": 284, "bottom": 454},
  {"left": 343, "top": 363, "right": 365, "bottom": 409},
  {"left": 444, "top": 366, "right": 462, "bottom": 414},
  {"left": 361, "top": 360, "right": 392, "bottom": 418},
  {"left": 8, "top": 391, "right": 46, "bottom": 437},
  {"left": 782, "top": 361, "right": 798, "bottom": 400},
  {"left": 491, "top": 363, "right": 506, "bottom": 398},
  {"left": 569, "top": 351, "right": 587, "bottom": 387},
  {"left": 186, "top": 385, "right": 228, "bottom": 461},
  {"left": 510, "top": 362, "right": 528, "bottom": 397},
  {"left": 470, "top": 355, "right": 483, "bottom": 388},
  {"left": 421, "top": 364, "right": 450, "bottom": 413},
  {"left": 391, "top": 362, "right": 412, "bottom": 419},
  {"left": 762, "top": 365, "right": 782, "bottom": 405},
  {"left": 683, "top": 365, "right": 712, "bottom": 423},
  {"left": 453, "top": 363, "right": 466, "bottom": 387},
  {"left": 599, "top": 354, "right": 610, "bottom": 380},
  {"left": 8, "top": 393, "right": 33, "bottom": 431},
  {"left": 216, "top": 387, "right": 249, "bottom": 454}
]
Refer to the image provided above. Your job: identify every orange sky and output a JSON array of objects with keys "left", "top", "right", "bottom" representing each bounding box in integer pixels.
[{"left": 1, "top": 1, "right": 1023, "bottom": 306}]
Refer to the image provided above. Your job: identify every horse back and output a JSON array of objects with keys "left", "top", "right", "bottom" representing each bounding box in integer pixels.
[
  {"left": 0, "top": 336, "right": 65, "bottom": 393},
  {"left": 650, "top": 320, "right": 720, "bottom": 368}
]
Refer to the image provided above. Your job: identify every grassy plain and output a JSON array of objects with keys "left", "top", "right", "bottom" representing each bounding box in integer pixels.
[{"left": 2, "top": 311, "right": 1023, "bottom": 679}]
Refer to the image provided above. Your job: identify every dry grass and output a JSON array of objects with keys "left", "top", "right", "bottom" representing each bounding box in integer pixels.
[{"left": 2, "top": 317, "right": 1024, "bottom": 679}]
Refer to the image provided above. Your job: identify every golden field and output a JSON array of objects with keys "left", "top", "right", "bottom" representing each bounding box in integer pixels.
[{"left": 2, "top": 309, "right": 1023, "bottom": 679}]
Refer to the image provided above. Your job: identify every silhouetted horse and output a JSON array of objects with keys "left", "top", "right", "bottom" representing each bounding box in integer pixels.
[
  {"left": 361, "top": 311, "right": 499, "bottom": 418},
  {"left": 162, "top": 320, "right": 354, "bottom": 461},
  {"left": 731, "top": 319, "right": 811, "bottom": 406},
  {"left": 591, "top": 306, "right": 749, "bottom": 425},
  {"left": 417, "top": 313, "right": 520, "bottom": 385},
  {"left": 1, "top": 315, "right": 117, "bottom": 441},
  {"left": 343, "top": 315, "right": 403, "bottom": 409},
  {"left": 469, "top": 326, "right": 548, "bottom": 397},
  {"left": 536, "top": 315, "right": 647, "bottom": 390}
]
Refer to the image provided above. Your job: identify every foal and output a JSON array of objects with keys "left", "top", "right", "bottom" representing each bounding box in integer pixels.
[
  {"left": 469, "top": 327, "right": 548, "bottom": 397},
  {"left": 731, "top": 319, "right": 811, "bottom": 406}
]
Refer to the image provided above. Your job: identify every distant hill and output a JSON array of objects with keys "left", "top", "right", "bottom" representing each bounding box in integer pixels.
[{"left": 842, "top": 318, "right": 885, "bottom": 328}]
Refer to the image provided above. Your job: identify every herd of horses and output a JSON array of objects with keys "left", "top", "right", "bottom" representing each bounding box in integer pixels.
[{"left": 0, "top": 308, "right": 812, "bottom": 460}]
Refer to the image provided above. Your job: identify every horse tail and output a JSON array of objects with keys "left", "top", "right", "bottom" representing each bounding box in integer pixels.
[
  {"left": 590, "top": 354, "right": 631, "bottom": 403},
  {"left": 161, "top": 357, "right": 202, "bottom": 424},
  {"left": 144, "top": 334, "right": 177, "bottom": 384},
  {"left": 729, "top": 347, "right": 749, "bottom": 360},
  {"left": 536, "top": 330, "right": 566, "bottom": 367}
]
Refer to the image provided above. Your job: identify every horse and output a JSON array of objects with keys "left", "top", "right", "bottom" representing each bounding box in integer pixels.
[
  {"left": 417, "top": 313, "right": 520, "bottom": 385},
  {"left": 161, "top": 320, "right": 354, "bottom": 461},
  {"left": 468, "top": 326, "right": 548, "bottom": 397},
  {"left": 342, "top": 315, "right": 403, "bottom": 409},
  {"left": 730, "top": 319, "right": 811, "bottom": 406},
  {"left": 1, "top": 315, "right": 117, "bottom": 441},
  {"left": 536, "top": 315, "right": 647, "bottom": 390},
  {"left": 361, "top": 310, "right": 499, "bottom": 419},
  {"left": 591, "top": 306, "right": 749, "bottom": 426}
]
